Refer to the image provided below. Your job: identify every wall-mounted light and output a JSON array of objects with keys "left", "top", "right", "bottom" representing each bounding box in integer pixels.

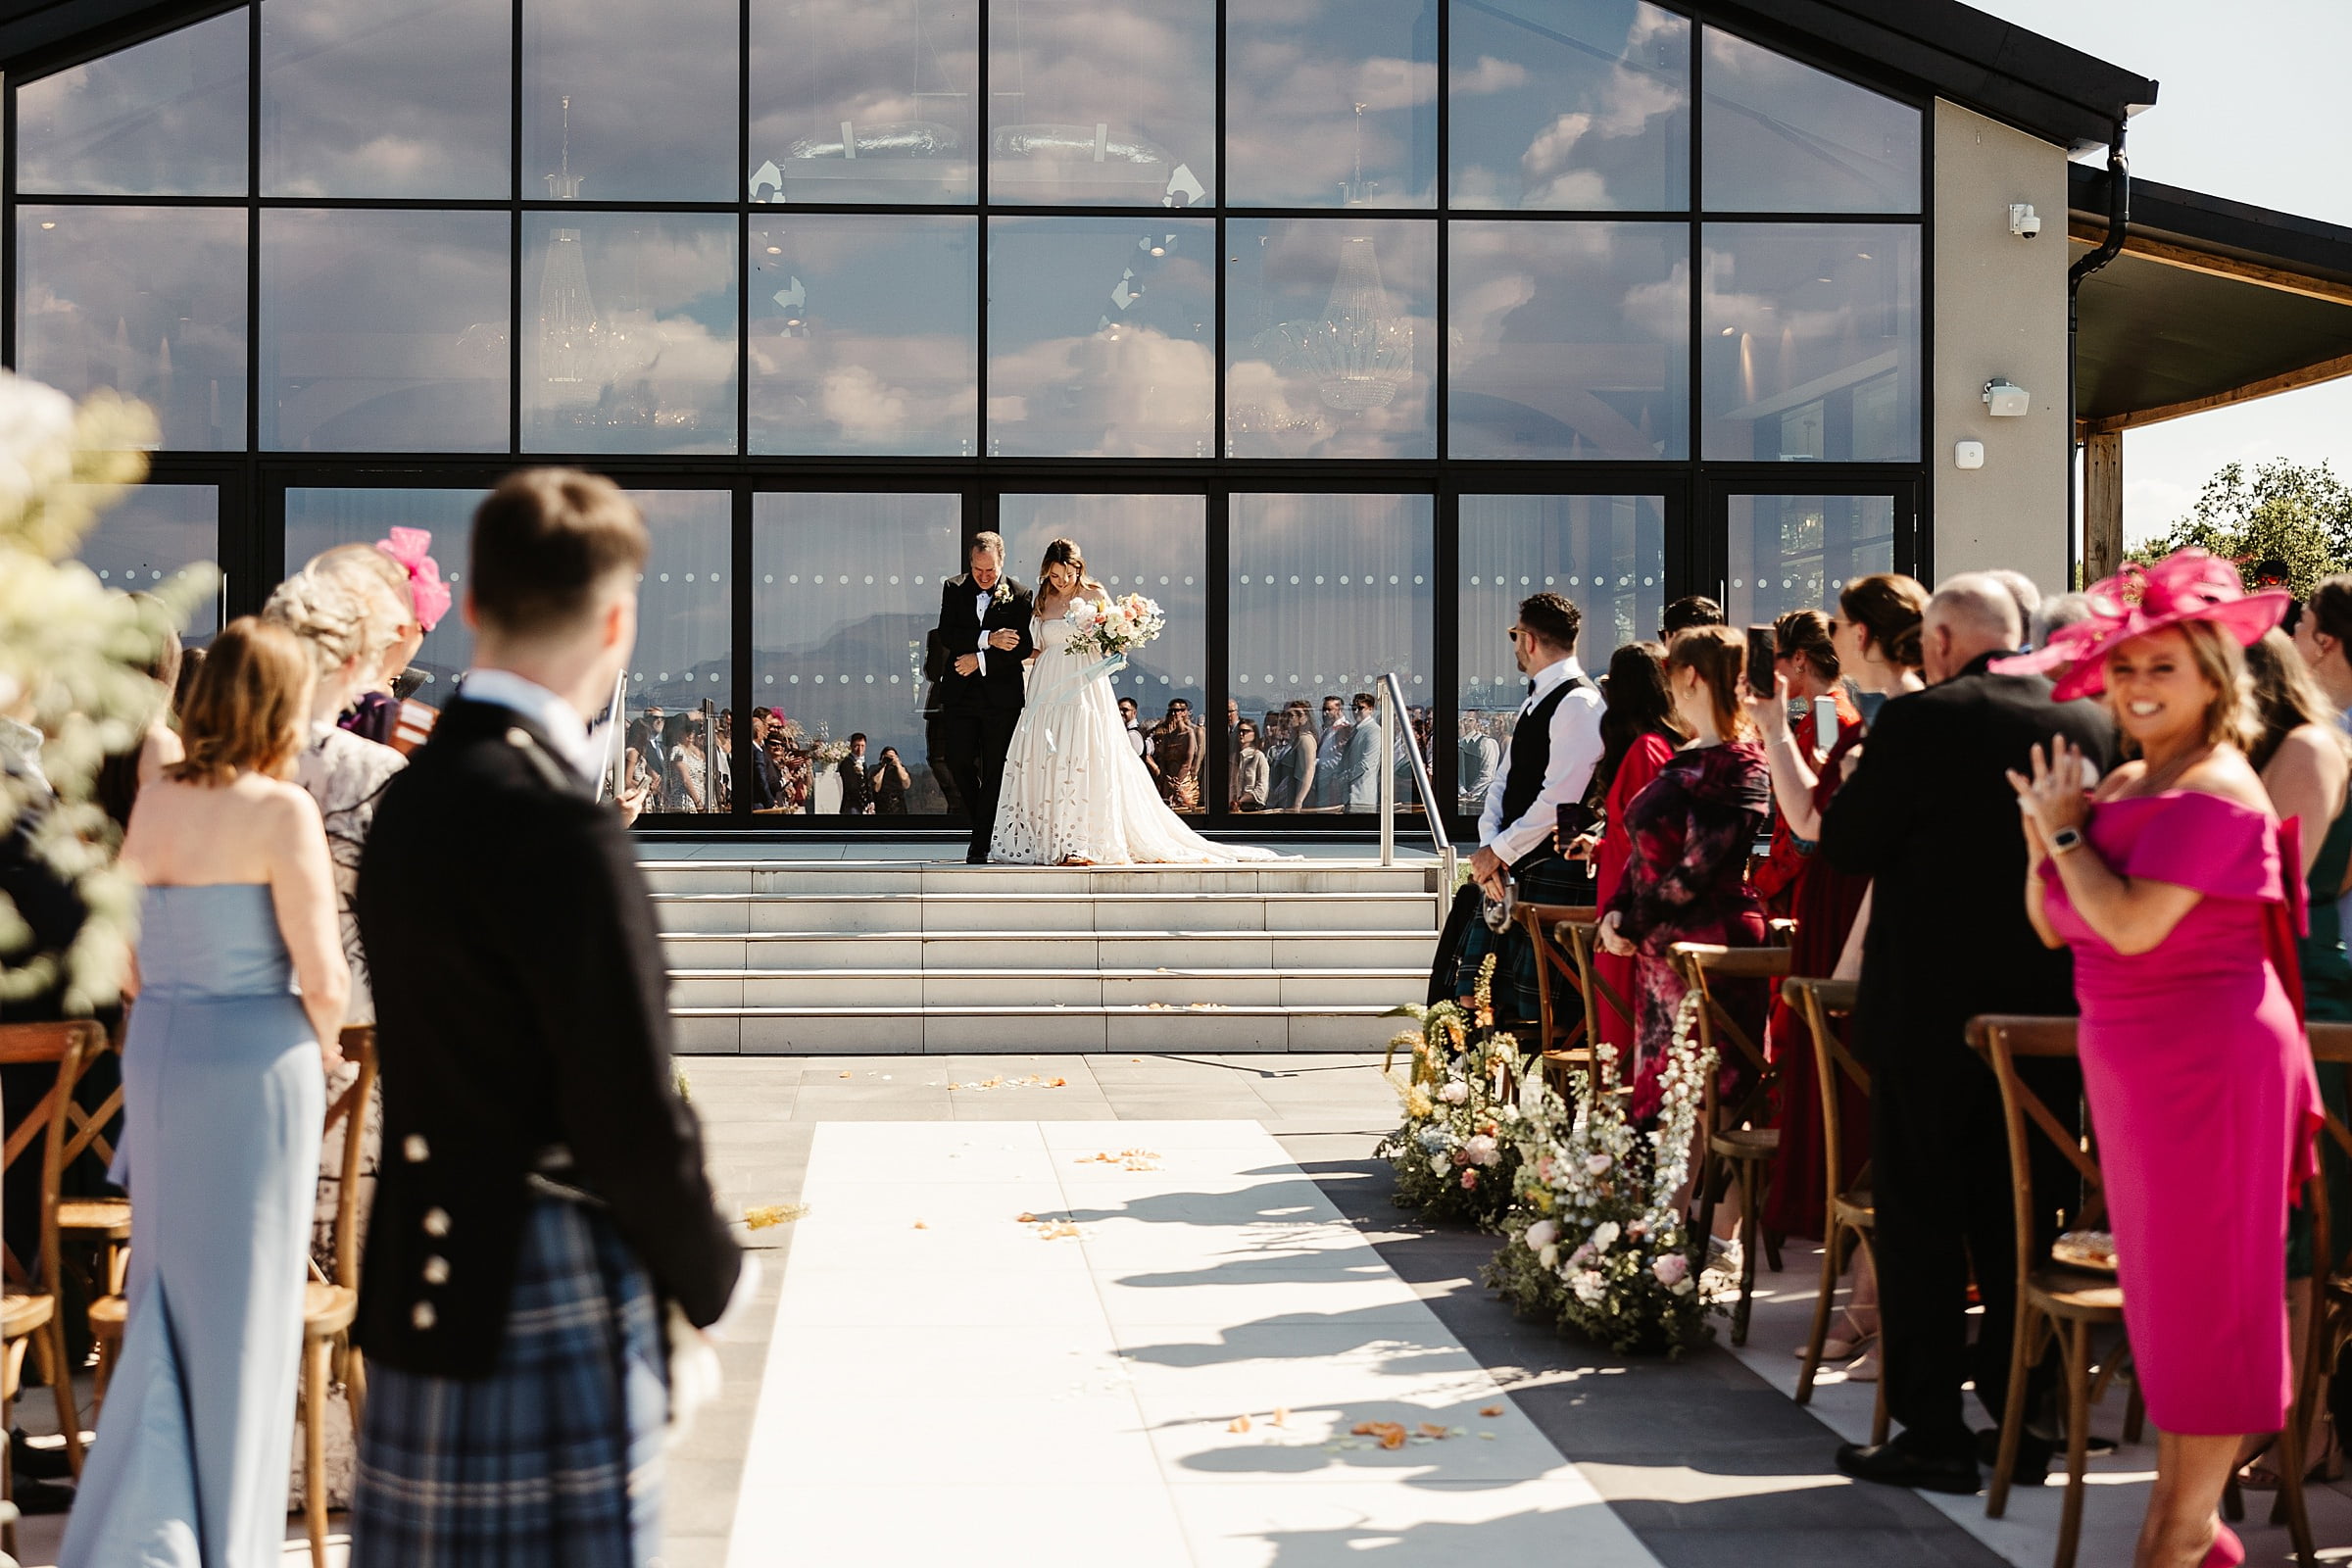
[{"left": 1983, "top": 378, "right": 2030, "bottom": 416}]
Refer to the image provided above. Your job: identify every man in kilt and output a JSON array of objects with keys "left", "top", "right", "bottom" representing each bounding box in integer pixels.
[{"left": 351, "top": 469, "right": 748, "bottom": 1565}]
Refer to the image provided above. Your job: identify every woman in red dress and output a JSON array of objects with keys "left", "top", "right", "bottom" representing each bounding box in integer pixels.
[
  {"left": 1574, "top": 642, "right": 1682, "bottom": 1050},
  {"left": 1750, "top": 612, "right": 1859, "bottom": 920}
]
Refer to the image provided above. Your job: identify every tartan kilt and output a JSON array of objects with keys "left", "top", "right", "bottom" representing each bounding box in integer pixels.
[{"left": 351, "top": 1195, "right": 670, "bottom": 1568}]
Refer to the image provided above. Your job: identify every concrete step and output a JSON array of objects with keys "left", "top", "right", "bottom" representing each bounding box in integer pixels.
[
  {"left": 638, "top": 860, "right": 1439, "bottom": 898},
  {"left": 659, "top": 930, "right": 1442, "bottom": 972},
  {"left": 648, "top": 891, "right": 1441, "bottom": 935},
  {"left": 672, "top": 1004, "right": 1411, "bottom": 1055},
  {"left": 667, "top": 966, "right": 1422, "bottom": 1010}
]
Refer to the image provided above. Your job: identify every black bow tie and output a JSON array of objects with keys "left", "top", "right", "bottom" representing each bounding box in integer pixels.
[{"left": 1526, "top": 679, "right": 1537, "bottom": 696}]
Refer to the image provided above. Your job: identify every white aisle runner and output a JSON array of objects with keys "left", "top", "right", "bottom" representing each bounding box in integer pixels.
[{"left": 725, "top": 1121, "right": 1664, "bottom": 1568}]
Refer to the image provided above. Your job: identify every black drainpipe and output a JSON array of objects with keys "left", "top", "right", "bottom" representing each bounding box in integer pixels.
[{"left": 2067, "top": 120, "right": 2131, "bottom": 585}]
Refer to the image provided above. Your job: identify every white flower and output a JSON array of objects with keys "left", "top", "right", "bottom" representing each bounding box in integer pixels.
[
  {"left": 1586, "top": 1152, "right": 1613, "bottom": 1175},
  {"left": 1571, "top": 1270, "right": 1607, "bottom": 1304},
  {"left": 1651, "top": 1252, "right": 1690, "bottom": 1288},
  {"left": 1591, "top": 1221, "right": 1621, "bottom": 1252},
  {"left": 1436, "top": 1080, "right": 1469, "bottom": 1104},
  {"left": 1464, "top": 1134, "right": 1499, "bottom": 1166},
  {"left": 1522, "top": 1218, "right": 1558, "bottom": 1250},
  {"left": 1429, "top": 1154, "right": 1450, "bottom": 1177},
  {"left": 1538, "top": 1243, "right": 1559, "bottom": 1268}
]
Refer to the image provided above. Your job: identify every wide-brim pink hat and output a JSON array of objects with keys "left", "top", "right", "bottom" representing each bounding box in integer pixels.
[{"left": 1990, "top": 547, "right": 2288, "bottom": 702}]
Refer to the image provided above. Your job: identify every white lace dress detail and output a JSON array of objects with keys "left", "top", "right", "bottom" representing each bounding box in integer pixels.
[{"left": 991, "top": 611, "right": 1280, "bottom": 865}]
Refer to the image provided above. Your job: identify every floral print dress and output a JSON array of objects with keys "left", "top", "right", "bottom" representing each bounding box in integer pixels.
[{"left": 1603, "top": 741, "right": 1772, "bottom": 1118}]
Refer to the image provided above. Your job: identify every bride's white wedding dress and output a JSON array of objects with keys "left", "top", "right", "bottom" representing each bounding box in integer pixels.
[{"left": 991, "top": 609, "right": 1279, "bottom": 865}]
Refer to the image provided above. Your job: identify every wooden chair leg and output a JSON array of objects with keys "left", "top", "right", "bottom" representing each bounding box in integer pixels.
[
  {"left": 2, "top": 1371, "right": 16, "bottom": 1562},
  {"left": 2221, "top": 1474, "right": 2245, "bottom": 1522},
  {"left": 2056, "top": 1320, "right": 2092, "bottom": 1568},
  {"left": 2274, "top": 1408, "right": 2319, "bottom": 1567},
  {"left": 1987, "top": 1299, "right": 2037, "bottom": 1520},
  {"left": 43, "top": 1316, "right": 81, "bottom": 1477},
  {"left": 1795, "top": 1215, "right": 1842, "bottom": 1405},
  {"left": 2123, "top": 1373, "right": 2145, "bottom": 1446},
  {"left": 347, "top": 1343, "right": 368, "bottom": 1441},
  {"left": 305, "top": 1334, "right": 330, "bottom": 1568},
  {"left": 1761, "top": 1223, "right": 1783, "bottom": 1274},
  {"left": 1732, "top": 1162, "right": 1763, "bottom": 1347},
  {"left": 1692, "top": 1151, "right": 1724, "bottom": 1267}
]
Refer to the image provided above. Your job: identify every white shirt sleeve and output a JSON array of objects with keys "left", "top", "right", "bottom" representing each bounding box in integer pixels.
[
  {"left": 1476, "top": 737, "right": 1509, "bottom": 846},
  {"left": 974, "top": 592, "right": 991, "bottom": 674},
  {"left": 1489, "top": 683, "right": 1605, "bottom": 865}
]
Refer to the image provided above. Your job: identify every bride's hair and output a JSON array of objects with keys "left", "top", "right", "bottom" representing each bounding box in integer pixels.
[{"left": 1036, "top": 538, "right": 1102, "bottom": 605}]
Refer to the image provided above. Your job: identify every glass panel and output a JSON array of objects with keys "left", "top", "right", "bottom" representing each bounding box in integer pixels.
[
  {"left": 524, "top": 0, "right": 739, "bottom": 202},
  {"left": 1700, "top": 222, "right": 1919, "bottom": 462},
  {"left": 1229, "top": 493, "right": 1433, "bottom": 815},
  {"left": 74, "top": 484, "right": 221, "bottom": 643},
  {"left": 1448, "top": 220, "right": 1686, "bottom": 461},
  {"left": 1225, "top": 219, "right": 1435, "bottom": 460},
  {"left": 1226, "top": 0, "right": 1435, "bottom": 208},
  {"left": 285, "top": 488, "right": 483, "bottom": 700},
  {"left": 987, "top": 218, "right": 1213, "bottom": 458},
  {"left": 262, "top": 0, "right": 511, "bottom": 198},
  {"left": 16, "top": 10, "right": 248, "bottom": 195},
  {"left": 752, "top": 492, "right": 961, "bottom": 815},
  {"left": 1448, "top": 0, "right": 1689, "bottom": 212},
  {"left": 1701, "top": 26, "right": 1919, "bottom": 214},
  {"left": 261, "top": 209, "right": 511, "bottom": 453},
  {"left": 748, "top": 0, "right": 978, "bottom": 205},
  {"left": 18, "top": 206, "right": 249, "bottom": 451},
  {"left": 999, "top": 495, "right": 1206, "bottom": 810},
  {"left": 522, "top": 212, "right": 738, "bottom": 456},
  {"left": 1457, "top": 493, "right": 1664, "bottom": 808},
  {"left": 750, "top": 216, "right": 977, "bottom": 456},
  {"left": 987, "top": 0, "right": 1214, "bottom": 208},
  {"left": 621, "top": 491, "right": 736, "bottom": 816},
  {"left": 1725, "top": 492, "right": 1896, "bottom": 628}
]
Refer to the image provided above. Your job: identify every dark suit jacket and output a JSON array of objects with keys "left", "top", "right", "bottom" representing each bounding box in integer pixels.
[
  {"left": 1821, "top": 655, "right": 2117, "bottom": 1126},
  {"left": 353, "top": 697, "right": 740, "bottom": 1378},
  {"left": 932, "top": 574, "right": 1035, "bottom": 712},
  {"left": 838, "top": 752, "right": 876, "bottom": 811}
]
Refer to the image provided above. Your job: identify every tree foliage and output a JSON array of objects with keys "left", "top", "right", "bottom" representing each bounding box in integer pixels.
[{"left": 2133, "top": 459, "right": 2352, "bottom": 596}]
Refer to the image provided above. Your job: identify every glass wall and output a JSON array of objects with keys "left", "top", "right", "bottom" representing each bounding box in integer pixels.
[
  {"left": 1725, "top": 492, "right": 1896, "bottom": 628},
  {"left": 73, "top": 484, "right": 222, "bottom": 643},
  {"left": 285, "top": 488, "right": 484, "bottom": 696}
]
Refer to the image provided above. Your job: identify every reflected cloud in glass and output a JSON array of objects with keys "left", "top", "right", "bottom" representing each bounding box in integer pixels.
[
  {"left": 17, "top": 9, "right": 247, "bottom": 195},
  {"left": 285, "top": 488, "right": 484, "bottom": 695},
  {"left": 1448, "top": 0, "right": 1688, "bottom": 212},
  {"left": 749, "top": 0, "right": 977, "bottom": 205},
  {"left": 262, "top": 0, "right": 511, "bottom": 198},
  {"left": 753, "top": 493, "right": 961, "bottom": 815},
  {"left": 1226, "top": 0, "right": 1435, "bottom": 208},
  {"left": 988, "top": 218, "right": 1213, "bottom": 458},
  {"left": 1448, "top": 220, "right": 1685, "bottom": 460},
  {"left": 19, "top": 206, "right": 248, "bottom": 451},
  {"left": 525, "top": 0, "right": 739, "bottom": 202},
  {"left": 1225, "top": 219, "right": 1434, "bottom": 460},
  {"left": 523, "top": 213, "right": 738, "bottom": 456},
  {"left": 262, "top": 209, "right": 511, "bottom": 453},
  {"left": 987, "top": 0, "right": 1214, "bottom": 208},
  {"left": 74, "top": 483, "right": 222, "bottom": 643},
  {"left": 1700, "top": 223, "right": 1918, "bottom": 462},
  {"left": 750, "top": 216, "right": 977, "bottom": 456},
  {"left": 1727, "top": 492, "right": 1895, "bottom": 628},
  {"left": 1701, "top": 27, "right": 1919, "bottom": 214}
]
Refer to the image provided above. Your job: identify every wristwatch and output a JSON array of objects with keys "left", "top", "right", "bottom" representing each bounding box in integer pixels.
[{"left": 2049, "top": 825, "right": 2085, "bottom": 856}]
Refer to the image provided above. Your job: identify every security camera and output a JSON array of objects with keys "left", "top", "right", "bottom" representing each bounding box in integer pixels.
[
  {"left": 1984, "top": 378, "right": 2030, "bottom": 416},
  {"left": 2008, "top": 203, "right": 2042, "bottom": 239}
]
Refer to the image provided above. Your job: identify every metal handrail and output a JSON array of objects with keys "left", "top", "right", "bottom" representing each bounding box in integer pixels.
[{"left": 1376, "top": 673, "right": 1455, "bottom": 894}]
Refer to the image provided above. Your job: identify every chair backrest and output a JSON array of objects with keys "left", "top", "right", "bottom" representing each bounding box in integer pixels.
[
  {"left": 1515, "top": 902, "right": 1593, "bottom": 1057},
  {"left": 1555, "top": 918, "right": 1623, "bottom": 1062},
  {"left": 325, "top": 1026, "right": 378, "bottom": 1292},
  {"left": 2302, "top": 1022, "right": 2352, "bottom": 1283},
  {"left": 0, "top": 1020, "right": 104, "bottom": 1298},
  {"left": 1965, "top": 1015, "right": 2100, "bottom": 1288},
  {"left": 1672, "top": 942, "right": 1792, "bottom": 1130},
  {"left": 1783, "top": 977, "right": 1866, "bottom": 1199}
]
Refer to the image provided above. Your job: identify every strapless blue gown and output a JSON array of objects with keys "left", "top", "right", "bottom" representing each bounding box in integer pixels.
[{"left": 61, "top": 884, "right": 324, "bottom": 1568}]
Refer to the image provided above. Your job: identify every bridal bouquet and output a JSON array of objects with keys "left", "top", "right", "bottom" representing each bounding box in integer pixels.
[
  {"left": 1481, "top": 993, "right": 1717, "bottom": 1356},
  {"left": 1373, "top": 956, "right": 1528, "bottom": 1229},
  {"left": 1064, "top": 592, "right": 1164, "bottom": 662}
]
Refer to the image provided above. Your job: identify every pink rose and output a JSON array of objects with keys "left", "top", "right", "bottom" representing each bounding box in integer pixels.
[
  {"left": 1651, "top": 1252, "right": 1690, "bottom": 1288},
  {"left": 1460, "top": 1169, "right": 1479, "bottom": 1190}
]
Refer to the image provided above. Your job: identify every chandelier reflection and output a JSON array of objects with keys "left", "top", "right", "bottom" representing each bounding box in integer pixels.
[{"left": 1265, "top": 234, "right": 1415, "bottom": 413}]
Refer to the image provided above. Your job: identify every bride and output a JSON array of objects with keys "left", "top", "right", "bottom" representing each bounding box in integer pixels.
[{"left": 991, "top": 538, "right": 1279, "bottom": 866}]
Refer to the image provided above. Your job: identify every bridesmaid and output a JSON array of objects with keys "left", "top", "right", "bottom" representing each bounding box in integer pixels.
[
  {"left": 2008, "top": 550, "right": 2318, "bottom": 1568},
  {"left": 1569, "top": 641, "right": 1681, "bottom": 1050},
  {"left": 63, "top": 618, "right": 350, "bottom": 1567}
]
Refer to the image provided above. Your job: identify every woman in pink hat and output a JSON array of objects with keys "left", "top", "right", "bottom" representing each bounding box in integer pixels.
[{"left": 2005, "top": 549, "right": 2323, "bottom": 1568}]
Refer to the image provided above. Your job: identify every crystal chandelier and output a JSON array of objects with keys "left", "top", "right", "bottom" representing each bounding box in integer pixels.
[{"left": 1270, "top": 233, "right": 1414, "bottom": 412}]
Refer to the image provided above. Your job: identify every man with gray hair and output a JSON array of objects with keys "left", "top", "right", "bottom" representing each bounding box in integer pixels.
[
  {"left": 1818, "top": 569, "right": 2115, "bottom": 1495},
  {"left": 1984, "top": 568, "right": 2041, "bottom": 638},
  {"left": 2032, "top": 592, "right": 2093, "bottom": 650}
]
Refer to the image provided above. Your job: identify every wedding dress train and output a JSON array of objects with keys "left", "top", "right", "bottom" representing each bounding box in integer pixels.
[{"left": 991, "top": 612, "right": 1279, "bottom": 865}]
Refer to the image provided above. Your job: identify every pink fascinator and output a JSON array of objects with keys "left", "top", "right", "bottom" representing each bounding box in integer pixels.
[
  {"left": 375, "top": 526, "right": 452, "bottom": 632},
  {"left": 1990, "top": 547, "right": 2287, "bottom": 702}
]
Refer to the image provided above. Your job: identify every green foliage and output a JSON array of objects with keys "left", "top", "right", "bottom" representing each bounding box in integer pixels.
[{"left": 2132, "top": 459, "right": 2352, "bottom": 596}]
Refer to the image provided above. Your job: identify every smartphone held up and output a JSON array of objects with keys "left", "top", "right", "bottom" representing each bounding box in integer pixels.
[{"left": 1744, "top": 624, "right": 1778, "bottom": 698}]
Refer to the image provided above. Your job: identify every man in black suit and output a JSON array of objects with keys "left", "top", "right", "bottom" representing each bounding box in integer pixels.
[
  {"left": 349, "top": 470, "right": 745, "bottom": 1563},
  {"left": 931, "top": 531, "right": 1034, "bottom": 862},
  {"left": 1822, "top": 573, "right": 2117, "bottom": 1495}
]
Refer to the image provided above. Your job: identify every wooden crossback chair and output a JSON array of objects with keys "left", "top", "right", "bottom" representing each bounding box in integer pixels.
[
  {"left": 1674, "top": 938, "right": 1793, "bottom": 1347},
  {"left": 1556, "top": 916, "right": 1634, "bottom": 1083},
  {"left": 1964, "top": 1015, "right": 2318, "bottom": 1568},
  {"left": 1514, "top": 903, "right": 1595, "bottom": 1098},
  {"left": 1782, "top": 977, "right": 1887, "bottom": 1444},
  {"left": 56, "top": 1013, "right": 129, "bottom": 1301},
  {"left": 0, "top": 1019, "right": 101, "bottom": 1558}
]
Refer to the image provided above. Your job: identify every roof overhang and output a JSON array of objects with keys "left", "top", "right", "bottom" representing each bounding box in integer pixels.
[{"left": 2069, "top": 164, "right": 2352, "bottom": 435}]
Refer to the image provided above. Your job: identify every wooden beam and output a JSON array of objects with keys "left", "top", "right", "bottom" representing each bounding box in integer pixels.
[
  {"left": 2081, "top": 350, "right": 2352, "bottom": 435},
  {"left": 2068, "top": 220, "right": 2352, "bottom": 307},
  {"left": 2083, "top": 429, "right": 2124, "bottom": 587}
]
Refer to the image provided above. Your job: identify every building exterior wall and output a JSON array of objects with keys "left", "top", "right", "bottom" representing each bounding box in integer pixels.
[{"left": 1931, "top": 98, "right": 2072, "bottom": 591}]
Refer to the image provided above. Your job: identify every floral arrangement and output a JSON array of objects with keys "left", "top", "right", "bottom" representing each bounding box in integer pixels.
[
  {"left": 1064, "top": 592, "right": 1165, "bottom": 662},
  {"left": 811, "top": 739, "right": 853, "bottom": 765},
  {"left": 0, "top": 371, "right": 204, "bottom": 1013},
  {"left": 1482, "top": 992, "right": 1718, "bottom": 1356},
  {"left": 1373, "top": 956, "right": 1529, "bottom": 1229}
]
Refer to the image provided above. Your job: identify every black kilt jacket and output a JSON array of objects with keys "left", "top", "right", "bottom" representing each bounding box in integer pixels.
[{"left": 353, "top": 696, "right": 741, "bottom": 1379}]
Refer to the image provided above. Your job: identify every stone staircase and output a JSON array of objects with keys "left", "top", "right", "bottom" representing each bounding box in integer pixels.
[{"left": 644, "top": 857, "right": 1445, "bottom": 1054}]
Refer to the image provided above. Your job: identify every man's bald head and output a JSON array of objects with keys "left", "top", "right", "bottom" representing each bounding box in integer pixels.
[{"left": 1923, "top": 574, "right": 2025, "bottom": 684}]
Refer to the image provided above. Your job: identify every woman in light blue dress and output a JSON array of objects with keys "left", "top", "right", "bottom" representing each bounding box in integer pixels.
[{"left": 63, "top": 618, "right": 350, "bottom": 1568}]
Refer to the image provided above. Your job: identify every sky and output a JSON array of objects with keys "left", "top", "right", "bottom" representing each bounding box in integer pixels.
[{"left": 1966, "top": 0, "right": 2352, "bottom": 544}]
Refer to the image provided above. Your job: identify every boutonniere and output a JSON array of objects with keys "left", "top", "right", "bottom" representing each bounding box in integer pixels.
[{"left": 990, "top": 579, "right": 1012, "bottom": 606}]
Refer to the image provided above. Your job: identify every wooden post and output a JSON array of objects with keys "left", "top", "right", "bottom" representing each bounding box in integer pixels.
[{"left": 2082, "top": 428, "right": 2124, "bottom": 586}]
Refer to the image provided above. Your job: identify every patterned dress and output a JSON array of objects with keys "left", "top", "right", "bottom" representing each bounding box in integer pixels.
[{"left": 1603, "top": 741, "right": 1772, "bottom": 1119}]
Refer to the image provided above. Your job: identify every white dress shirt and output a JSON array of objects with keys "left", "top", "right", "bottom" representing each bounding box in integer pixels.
[
  {"left": 458, "top": 668, "right": 601, "bottom": 778},
  {"left": 1477, "top": 656, "right": 1605, "bottom": 865},
  {"left": 972, "top": 586, "right": 995, "bottom": 674}
]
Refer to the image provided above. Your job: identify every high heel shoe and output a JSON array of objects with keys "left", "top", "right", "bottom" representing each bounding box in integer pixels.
[{"left": 2200, "top": 1522, "right": 2244, "bottom": 1568}]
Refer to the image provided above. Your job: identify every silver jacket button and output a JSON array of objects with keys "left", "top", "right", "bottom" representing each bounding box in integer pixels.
[
  {"left": 422, "top": 1206, "right": 452, "bottom": 1238},
  {"left": 422, "top": 1255, "right": 451, "bottom": 1286},
  {"left": 404, "top": 1134, "right": 430, "bottom": 1163},
  {"left": 412, "top": 1300, "right": 437, "bottom": 1330}
]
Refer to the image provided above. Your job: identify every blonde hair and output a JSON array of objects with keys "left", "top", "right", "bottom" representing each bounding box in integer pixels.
[
  {"left": 166, "top": 617, "right": 314, "bottom": 785},
  {"left": 309, "top": 542, "right": 413, "bottom": 647},
  {"left": 262, "top": 564, "right": 377, "bottom": 678},
  {"left": 2105, "top": 619, "right": 2259, "bottom": 757},
  {"left": 1666, "top": 624, "right": 1754, "bottom": 744}
]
